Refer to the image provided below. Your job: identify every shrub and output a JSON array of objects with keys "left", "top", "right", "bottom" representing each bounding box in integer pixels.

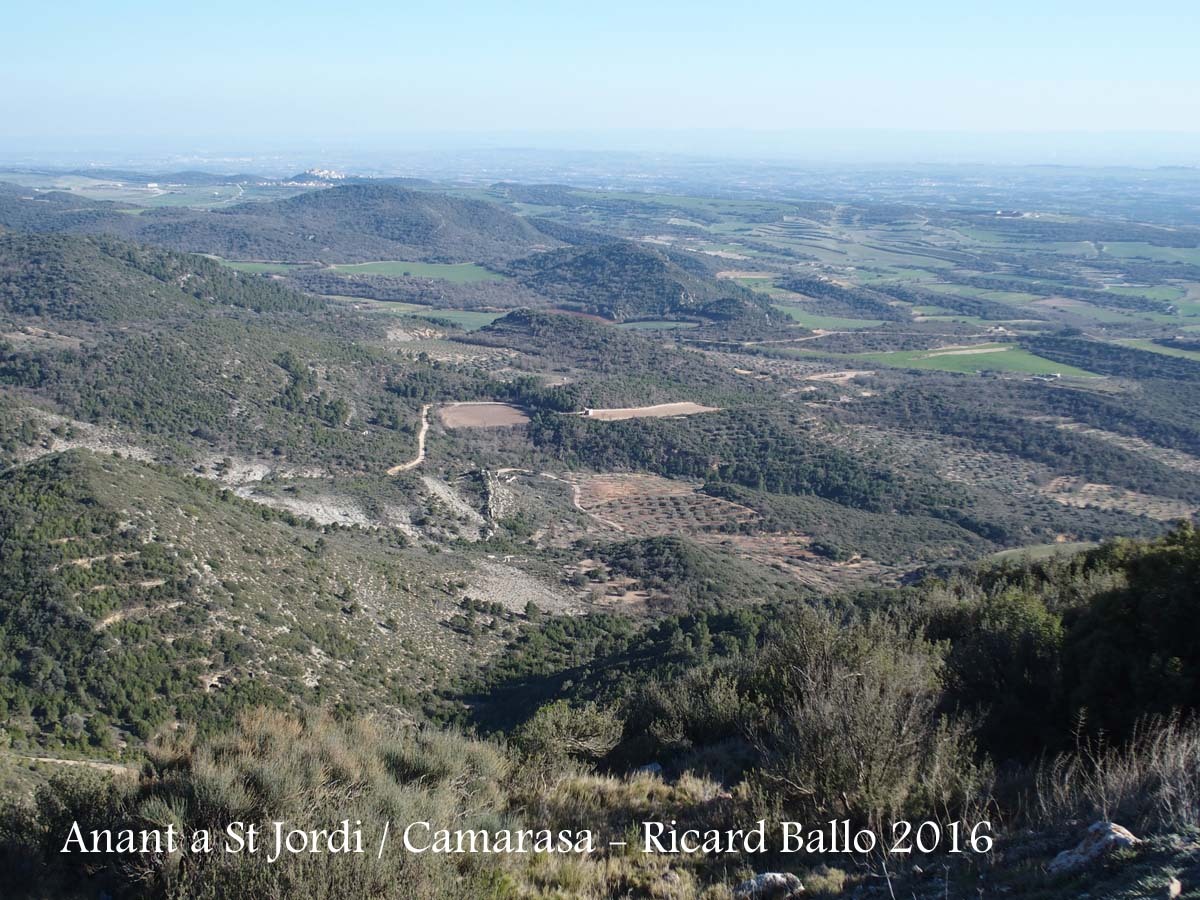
[{"left": 750, "top": 612, "right": 989, "bottom": 831}]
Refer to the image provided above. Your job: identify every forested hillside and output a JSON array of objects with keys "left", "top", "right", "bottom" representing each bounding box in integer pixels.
[
  {"left": 499, "top": 241, "right": 770, "bottom": 321},
  {"left": 0, "top": 182, "right": 558, "bottom": 263},
  {"left": 0, "top": 232, "right": 321, "bottom": 320}
]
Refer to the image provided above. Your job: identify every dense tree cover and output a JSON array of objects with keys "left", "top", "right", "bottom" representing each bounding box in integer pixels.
[
  {"left": 925, "top": 524, "right": 1200, "bottom": 758},
  {"left": 522, "top": 215, "right": 623, "bottom": 246},
  {"left": 1157, "top": 336, "right": 1200, "bottom": 353},
  {"left": 1026, "top": 335, "right": 1200, "bottom": 382},
  {"left": 498, "top": 241, "right": 768, "bottom": 321},
  {"left": 1008, "top": 377, "right": 1200, "bottom": 455},
  {"left": 274, "top": 350, "right": 351, "bottom": 426},
  {"left": 0, "top": 316, "right": 434, "bottom": 470},
  {"left": 286, "top": 267, "right": 547, "bottom": 308},
  {"left": 0, "top": 183, "right": 137, "bottom": 235},
  {"left": 0, "top": 233, "right": 322, "bottom": 321},
  {"left": 0, "top": 232, "right": 479, "bottom": 470},
  {"left": 467, "top": 308, "right": 769, "bottom": 407},
  {"left": 844, "top": 372, "right": 1200, "bottom": 458}
]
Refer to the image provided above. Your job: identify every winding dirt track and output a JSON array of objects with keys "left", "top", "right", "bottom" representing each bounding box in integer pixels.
[{"left": 388, "top": 404, "right": 431, "bottom": 475}]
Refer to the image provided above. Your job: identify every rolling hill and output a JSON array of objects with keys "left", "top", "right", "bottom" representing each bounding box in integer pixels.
[
  {"left": 0, "top": 182, "right": 560, "bottom": 264},
  {"left": 0, "top": 232, "right": 321, "bottom": 321},
  {"left": 499, "top": 240, "right": 771, "bottom": 321}
]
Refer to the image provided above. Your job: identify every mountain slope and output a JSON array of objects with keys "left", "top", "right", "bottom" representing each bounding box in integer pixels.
[{"left": 0, "top": 451, "right": 490, "bottom": 752}]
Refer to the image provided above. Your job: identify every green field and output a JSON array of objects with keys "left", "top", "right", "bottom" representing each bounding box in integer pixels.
[
  {"left": 414, "top": 309, "right": 505, "bottom": 329},
  {"left": 772, "top": 304, "right": 884, "bottom": 330},
  {"left": 1101, "top": 243, "right": 1200, "bottom": 265},
  {"left": 910, "top": 309, "right": 994, "bottom": 326},
  {"left": 358, "top": 300, "right": 502, "bottom": 331},
  {"left": 860, "top": 343, "right": 1096, "bottom": 376},
  {"left": 328, "top": 261, "right": 501, "bottom": 282},
  {"left": 1106, "top": 284, "right": 1187, "bottom": 302}
]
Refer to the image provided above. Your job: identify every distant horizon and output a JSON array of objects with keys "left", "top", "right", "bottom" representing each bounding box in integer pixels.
[{"left": 3, "top": 128, "right": 1200, "bottom": 174}]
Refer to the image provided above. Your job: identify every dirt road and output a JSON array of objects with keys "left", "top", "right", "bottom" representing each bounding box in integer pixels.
[{"left": 388, "top": 404, "right": 431, "bottom": 474}]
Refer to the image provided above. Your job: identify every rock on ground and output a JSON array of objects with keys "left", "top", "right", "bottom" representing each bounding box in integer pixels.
[
  {"left": 1048, "top": 821, "right": 1140, "bottom": 874},
  {"left": 733, "top": 872, "right": 804, "bottom": 899}
]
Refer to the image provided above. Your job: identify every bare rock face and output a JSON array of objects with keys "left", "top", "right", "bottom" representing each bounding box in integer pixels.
[
  {"left": 733, "top": 872, "right": 804, "bottom": 899},
  {"left": 1047, "top": 821, "right": 1141, "bottom": 873}
]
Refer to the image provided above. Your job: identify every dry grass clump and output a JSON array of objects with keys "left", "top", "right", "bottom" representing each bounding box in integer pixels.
[
  {"left": 1035, "top": 715, "right": 1200, "bottom": 833},
  {"left": 21, "top": 708, "right": 514, "bottom": 899}
]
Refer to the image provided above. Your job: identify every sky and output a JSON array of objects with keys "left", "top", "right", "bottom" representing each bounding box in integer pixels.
[{"left": 5, "top": 0, "right": 1200, "bottom": 164}]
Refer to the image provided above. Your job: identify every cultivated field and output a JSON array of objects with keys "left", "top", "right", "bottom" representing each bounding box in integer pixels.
[
  {"left": 440, "top": 402, "right": 530, "bottom": 429},
  {"left": 569, "top": 473, "right": 759, "bottom": 535},
  {"left": 356, "top": 299, "right": 505, "bottom": 331},
  {"left": 584, "top": 402, "right": 719, "bottom": 420},
  {"left": 1040, "top": 477, "right": 1196, "bottom": 521},
  {"left": 860, "top": 344, "right": 1097, "bottom": 376},
  {"left": 328, "top": 261, "right": 501, "bottom": 282},
  {"left": 565, "top": 473, "right": 895, "bottom": 591}
]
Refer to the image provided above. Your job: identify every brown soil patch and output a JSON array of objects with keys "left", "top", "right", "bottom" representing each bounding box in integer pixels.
[
  {"left": 440, "top": 402, "right": 530, "bottom": 429},
  {"left": 717, "top": 270, "right": 775, "bottom": 280},
  {"left": 805, "top": 370, "right": 876, "bottom": 384},
  {"left": 585, "top": 402, "right": 719, "bottom": 421}
]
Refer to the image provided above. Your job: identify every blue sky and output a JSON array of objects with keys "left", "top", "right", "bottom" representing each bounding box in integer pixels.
[{"left": 5, "top": 1, "right": 1199, "bottom": 157}]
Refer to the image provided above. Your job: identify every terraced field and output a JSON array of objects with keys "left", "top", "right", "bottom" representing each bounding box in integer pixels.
[{"left": 569, "top": 473, "right": 759, "bottom": 535}]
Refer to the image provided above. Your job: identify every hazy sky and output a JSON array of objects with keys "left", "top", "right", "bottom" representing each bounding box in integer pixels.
[{"left": 5, "top": 0, "right": 1199, "bottom": 161}]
